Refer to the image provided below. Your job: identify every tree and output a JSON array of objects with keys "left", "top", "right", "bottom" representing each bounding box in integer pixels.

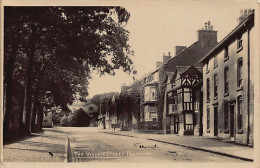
[
  {"left": 4, "top": 6, "right": 134, "bottom": 141},
  {"left": 70, "top": 108, "right": 91, "bottom": 127}
]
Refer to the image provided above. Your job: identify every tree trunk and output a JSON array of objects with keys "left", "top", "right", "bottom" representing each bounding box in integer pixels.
[
  {"left": 3, "top": 42, "right": 18, "bottom": 142},
  {"left": 31, "top": 100, "right": 40, "bottom": 132},
  {"left": 22, "top": 42, "right": 35, "bottom": 135}
]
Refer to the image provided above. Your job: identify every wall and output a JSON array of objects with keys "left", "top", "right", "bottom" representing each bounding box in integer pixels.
[{"left": 202, "top": 26, "right": 254, "bottom": 146}]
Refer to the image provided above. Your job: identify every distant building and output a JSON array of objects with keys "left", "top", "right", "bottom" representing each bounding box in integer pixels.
[
  {"left": 198, "top": 9, "right": 255, "bottom": 146},
  {"left": 85, "top": 103, "right": 98, "bottom": 116},
  {"left": 42, "top": 108, "right": 53, "bottom": 128}
]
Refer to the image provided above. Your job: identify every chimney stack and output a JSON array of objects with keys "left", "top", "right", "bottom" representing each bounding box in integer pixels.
[
  {"left": 238, "top": 9, "right": 254, "bottom": 24},
  {"left": 175, "top": 46, "right": 187, "bottom": 55},
  {"left": 198, "top": 21, "right": 217, "bottom": 47},
  {"left": 163, "top": 52, "right": 171, "bottom": 64}
]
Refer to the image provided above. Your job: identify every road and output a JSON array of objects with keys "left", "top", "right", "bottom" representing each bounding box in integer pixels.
[{"left": 62, "top": 127, "right": 242, "bottom": 162}]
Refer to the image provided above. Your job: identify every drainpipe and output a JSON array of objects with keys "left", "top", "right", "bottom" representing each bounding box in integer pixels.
[{"left": 247, "top": 28, "right": 250, "bottom": 145}]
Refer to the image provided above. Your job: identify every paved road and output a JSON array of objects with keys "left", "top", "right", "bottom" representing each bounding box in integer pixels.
[{"left": 62, "top": 127, "right": 242, "bottom": 162}]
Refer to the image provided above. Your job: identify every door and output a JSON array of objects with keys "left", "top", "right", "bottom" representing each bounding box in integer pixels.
[
  {"left": 174, "top": 116, "right": 179, "bottom": 134},
  {"left": 214, "top": 106, "right": 218, "bottom": 136},
  {"left": 230, "top": 104, "right": 235, "bottom": 137}
]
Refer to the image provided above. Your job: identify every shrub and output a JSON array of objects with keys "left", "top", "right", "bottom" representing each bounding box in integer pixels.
[{"left": 70, "top": 108, "right": 90, "bottom": 127}]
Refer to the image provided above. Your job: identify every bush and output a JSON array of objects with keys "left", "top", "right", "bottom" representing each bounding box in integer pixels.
[
  {"left": 70, "top": 108, "right": 90, "bottom": 127},
  {"left": 60, "top": 116, "right": 69, "bottom": 126}
]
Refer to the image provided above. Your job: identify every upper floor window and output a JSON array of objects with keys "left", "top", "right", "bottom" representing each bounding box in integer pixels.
[
  {"left": 237, "top": 35, "right": 243, "bottom": 52},
  {"left": 206, "top": 78, "right": 210, "bottom": 101},
  {"left": 224, "top": 67, "right": 229, "bottom": 94},
  {"left": 206, "top": 61, "right": 209, "bottom": 72},
  {"left": 144, "top": 86, "right": 156, "bottom": 101},
  {"left": 224, "top": 47, "right": 229, "bottom": 60},
  {"left": 214, "top": 74, "right": 218, "bottom": 97},
  {"left": 237, "top": 58, "right": 243, "bottom": 88},
  {"left": 183, "top": 88, "right": 192, "bottom": 103},
  {"left": 214, "top": 54, "right": 218, "bottom": 68}
]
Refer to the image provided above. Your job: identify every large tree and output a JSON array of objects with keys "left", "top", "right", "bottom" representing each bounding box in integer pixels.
[{"left": 4, "top": 6, "right": 134, "bottom": 139}]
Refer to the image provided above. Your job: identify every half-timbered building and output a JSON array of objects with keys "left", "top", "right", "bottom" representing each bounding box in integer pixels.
[{"left": 166, "top": 66, "right": 203, "bottom": 135}]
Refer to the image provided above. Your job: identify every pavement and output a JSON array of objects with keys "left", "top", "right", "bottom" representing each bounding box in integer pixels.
[
  {"left": 100, "top": 129, "right": 254, "bottom": 162},
  {"left": 3, "top": 127, "right": 68, "bottom": 162}
]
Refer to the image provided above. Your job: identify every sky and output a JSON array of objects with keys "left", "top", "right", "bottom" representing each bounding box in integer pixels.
[{"left": 85, "top": 1, "right": 257, "bottom": 98}]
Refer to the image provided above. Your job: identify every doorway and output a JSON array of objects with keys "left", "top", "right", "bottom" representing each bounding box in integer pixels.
[
  {"left": 230, "top": 104, "right": 235, "bottom": 138},
  {"left": 174, "top": 116, "right": 179, "bottom": 134},
  {"left": 214, "top": 106, "right": 218, "bottom": 136}
]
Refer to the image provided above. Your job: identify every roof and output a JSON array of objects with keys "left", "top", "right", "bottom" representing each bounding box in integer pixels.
[
  {"left": 198, "top": 12, "right": 254, "bottom": 63},
  {"left": 165, "top": 39, "right": 216, "bottom": 72}
]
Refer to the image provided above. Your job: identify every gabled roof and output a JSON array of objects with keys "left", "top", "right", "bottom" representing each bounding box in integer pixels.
[
  {"left": 198, "top": 12, "right": 255, "bottom": 64},
  {"left": 180, "top": 66, "right": 203, "bottom": 78},
  {"left": 171, "top": 66, "right": 202, "bottom": 83},
  {"left": 165, "top": 39, "right": 217, "bottom": 72}
]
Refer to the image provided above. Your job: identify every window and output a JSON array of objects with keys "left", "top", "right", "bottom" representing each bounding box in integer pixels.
[
  {"left": 207, "top": 107, "right": 210, "bottom": 130},
  {"left": 237, "top": 36, "right": 243, "bottom": 51},
  {"left": 150, "top": 112, "right": 157, "bottom": 121},
  {"left": 144, "top": 105, "right": 157, "bottom": 121},
  {"left": 183, "top": 88, "right": 192, "bottom": 102},
  {"left": 206, "top": 61, "right": 209, "bottom": 72},
  {"left": 144, "top": 86, "right": 156, "bottom": 101},
  {"left": 224, "top": 47, "right": 229, "bottom": 60},
  {"left": 214, "top": 74, "right": 218, "bottom": 97},
  {"left": 224, "top": 102, "right": 229, "bottom": 130},
  {"left": 224, "top": 67, "right": 229, "bottom": 94},
  {"left": 214, "top": 54, "right": 218, "bottom": 68},
  {"left": 167, "top": 91, "right": 177, "bottom": 113},
  {"left": 177, "top": 88, "right": 182, "bottom": 103},
  {"left": 206, "top": 78, "right": 210, "bottom": 101},
  {"left": 89, "top": 106, "right": 94, "bottom": 111},
  {"left": 237, "top": 96, "right": 243, "bottom": 130},
  {"left": 237, "top": 58, "right": 243, "bottom": 88}
]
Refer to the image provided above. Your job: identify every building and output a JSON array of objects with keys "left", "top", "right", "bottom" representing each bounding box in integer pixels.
[
  {"left": 166, "top": 66, "right": 203, "bottom": 135},
  {"left": 198, "top": 9, "right": 255, "bottom": 146},
  {"left": 138, "top": 57, "right": 167, "bottom": 133},
  {"left": 162, "top": 22, "right": 218, "bottom": 134},
  {"left": 42, "top": 107, "right": 53, "bottom": 128},
  {"left": 85, "top": 103, "right": 98, "bottom": 116}
]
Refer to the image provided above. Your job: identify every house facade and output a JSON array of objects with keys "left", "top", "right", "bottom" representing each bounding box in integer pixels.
[
  {"left": 199, "top": 9, "right": 255, "bottom": 146},
  {"left": 162, "top": 22, "right": 218, "bottom": 134},
  {"left": 166, "top": 66, "right": 203, "bottom": 135},
  {"left": 138, "top": 56, "right": 170, "bottom": 133}
]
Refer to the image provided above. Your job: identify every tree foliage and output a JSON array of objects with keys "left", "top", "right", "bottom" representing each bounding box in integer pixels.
[{"left": 4, "top": 6, "right": 134, "bottom": 140}]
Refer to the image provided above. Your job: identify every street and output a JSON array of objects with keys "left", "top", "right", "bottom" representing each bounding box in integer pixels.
[
  {"left": 63, "top": 127, "right": 244, "bottom": 162},
  {"left": 3, "top": 127, "right": 252, "bottom": 163}
]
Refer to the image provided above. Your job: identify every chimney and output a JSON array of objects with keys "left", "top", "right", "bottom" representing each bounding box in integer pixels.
[
  {"left": 156, "top": 61, "right": 163, "bottom": 68},
  {"left": 197, "top": 21, "right": 217, "bottom": 47},
  {"left": 175, "top": 46, "right": 187, "bottom": 55},
  {"left": 163, "top": 52, "right": 171, "bottom": 64},
  {"left": 238, "top": 9, "right": 254, "bottom": 24}
]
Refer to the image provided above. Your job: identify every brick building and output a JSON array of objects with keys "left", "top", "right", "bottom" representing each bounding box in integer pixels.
[{"left": 198, "top": 9, "right": 255, "bottom": 146}]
